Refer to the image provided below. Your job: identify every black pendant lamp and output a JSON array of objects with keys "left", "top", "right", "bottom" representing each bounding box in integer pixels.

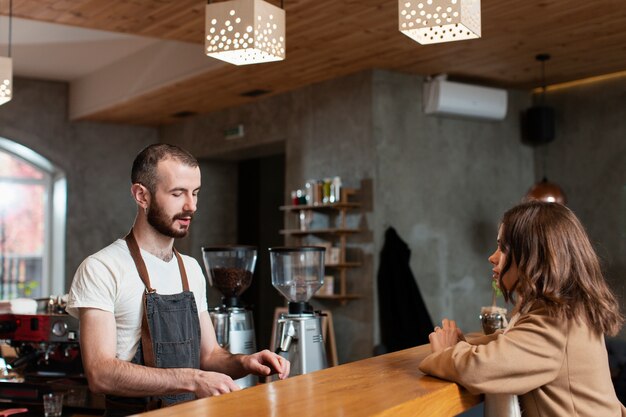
[{"left": 521, "top": 54, "right": 555, "bottom": 146}]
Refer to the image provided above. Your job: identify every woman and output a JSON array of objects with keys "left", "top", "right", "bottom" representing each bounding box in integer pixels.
[{"left": 419, "top": 201, "right": 626, "bottom": 417}]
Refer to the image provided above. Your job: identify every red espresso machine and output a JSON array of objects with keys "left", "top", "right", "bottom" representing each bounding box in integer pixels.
[{"left": 0, "top": 299, "right": 104, "bottom": 415}]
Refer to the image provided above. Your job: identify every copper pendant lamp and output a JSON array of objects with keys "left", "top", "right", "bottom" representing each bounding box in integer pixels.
[{"left": 524, "top": 176, "right": 566, "bottom": 205}]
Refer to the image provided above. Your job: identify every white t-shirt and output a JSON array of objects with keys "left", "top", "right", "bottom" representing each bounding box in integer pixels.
[{"left": 67, "top": 239, "right": 208, "bottom": 361}]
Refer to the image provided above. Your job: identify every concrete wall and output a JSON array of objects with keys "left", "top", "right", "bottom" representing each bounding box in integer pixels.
[
  {"left": 161, "top": 71, "right": 377, "bottom": 363},
  {"left": 538, "top": 76, "right": 626, "bottom": 335},
  {"left": 0, "top": 77, "right": 158, "bottom": 289},
  {"left": 176, "top": 159, "right": 239, "bottom": 308},
  {"left": 161, "top": 70, "right": 535, "bottom": 363},
  {"left": 371, "top": 71, "right": 534, "bottom": 340},
  {"left": 283, "top": 72, "right": 376, "bottom": 363}
]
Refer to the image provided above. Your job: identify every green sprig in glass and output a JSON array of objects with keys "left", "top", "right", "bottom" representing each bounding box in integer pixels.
[{"left": 491, "top": 280, "right": 502, "bottom": 307}]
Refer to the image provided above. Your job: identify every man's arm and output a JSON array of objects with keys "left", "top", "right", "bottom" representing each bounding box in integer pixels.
[
  {"left": 79, "top": 308, "right": 240, "bottom": 397},
  {"left": 198, "top": 311, "right": 290, "bottom": 380}
]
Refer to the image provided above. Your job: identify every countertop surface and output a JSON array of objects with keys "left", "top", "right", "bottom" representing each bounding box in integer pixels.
[{"left": 130, "top": 342, "right": 482, "bottom": 417}]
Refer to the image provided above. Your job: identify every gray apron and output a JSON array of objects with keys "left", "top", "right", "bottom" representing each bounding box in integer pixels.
[{"left": 103, "top": 230, "right": 201, "bottom": 416}]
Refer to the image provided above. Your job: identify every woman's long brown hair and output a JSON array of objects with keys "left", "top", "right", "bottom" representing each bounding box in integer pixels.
[{"left": 499, "top": 201, "right": 623, "bottom": 336}]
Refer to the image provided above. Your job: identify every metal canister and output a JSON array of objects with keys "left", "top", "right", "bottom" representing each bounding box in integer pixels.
[
  {"left": 330, "top": 176, "right": 342, "bottom": 203},
  {"left": 209, "top": 309, "right": 230, "bottom": 348},
  {"left": 314, "top": 180, "right": 324, "bottom": 205},
  {"left": 322, "top": 178, "right": 332, "bottom": 204},
  {"left": 305, "top": 180, "right": 316, "bottom": 205}
]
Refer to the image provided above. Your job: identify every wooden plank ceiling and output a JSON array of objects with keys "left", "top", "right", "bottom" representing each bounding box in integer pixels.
[{"left": 9, "top": 0, "right": 626, "bottom": 126}]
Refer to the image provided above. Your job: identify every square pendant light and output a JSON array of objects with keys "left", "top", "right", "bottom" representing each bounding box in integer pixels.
[
  {"left": 205, "top": 0, "right": 286, "bottom": 66},
  {"left": 0, "top": 57, "right": 12, "bottom": 105},
  {"left": 399, "top": 0, "right": 481, "bottom": 45}
]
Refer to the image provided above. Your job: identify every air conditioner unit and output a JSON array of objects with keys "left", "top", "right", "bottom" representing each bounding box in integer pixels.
[{"left": 423, "top": 76, "right": 508, "bottom": 121}]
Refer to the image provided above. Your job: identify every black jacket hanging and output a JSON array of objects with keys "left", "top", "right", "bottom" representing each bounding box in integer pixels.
[{"left": 377, "top": 226, "right": 434, "bottom": 353}]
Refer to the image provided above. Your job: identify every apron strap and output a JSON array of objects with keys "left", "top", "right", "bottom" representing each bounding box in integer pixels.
[
  {"left": 124, "top": 230, "right": 157, "bottom": 368},
  {"left": 140, "top": 296, "right": 157, "bottom": 368},
  {"left": 173, "top": 249, "right": 190, "bottom": 292},
  {"left": 124, "top": 229, "right": 155, "bottom": 292}
]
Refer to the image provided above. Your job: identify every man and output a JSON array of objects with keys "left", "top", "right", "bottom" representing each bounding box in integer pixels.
[{"left": 67, "top": 144, "right": 289, "bottom": 416}]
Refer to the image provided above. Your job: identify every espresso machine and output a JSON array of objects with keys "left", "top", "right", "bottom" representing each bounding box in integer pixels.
[
  {"left": 202, "top": 246, "right": 258, "bottom": 388},
  {"left": 0, "top": 299, "right": 105, "bottom": 413},
  {"left": 270, "top": 246, "right": 327, "bottom": 377}
]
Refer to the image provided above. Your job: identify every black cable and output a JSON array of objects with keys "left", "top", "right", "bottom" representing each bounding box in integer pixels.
[{"left": 8, "top": 0, "right": 12, "bottom": 57}]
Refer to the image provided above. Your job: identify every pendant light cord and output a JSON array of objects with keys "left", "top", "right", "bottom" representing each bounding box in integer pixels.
[
  {"left": 541, "top": 144, "right": 548, "bottom": 181},
  {"left": 536, "top": 53, "right": 550, "bottom": 106},
  {"left": 8, "top": 0, "right": 12, "bottom": 57},
  {"left": 541, "top": 60, "right": 546, "bottom": 105}
]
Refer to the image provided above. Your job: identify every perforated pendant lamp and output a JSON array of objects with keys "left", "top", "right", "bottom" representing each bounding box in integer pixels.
[
  {"left": 0, "top": 57, "right": 11, "bottom": 105},
  {"left": 0, "top": 0, "right": 13, "bottom": 105},
  {"left": 399, "top": 0, "right": 481, "bottom": 45},
  {"left": 205, "top": 0, "right": 286, "bottom": 66}
]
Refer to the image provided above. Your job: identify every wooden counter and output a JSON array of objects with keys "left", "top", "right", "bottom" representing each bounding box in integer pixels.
[{"left": 131, "top": 343, "right": 482, "bottom": 417}]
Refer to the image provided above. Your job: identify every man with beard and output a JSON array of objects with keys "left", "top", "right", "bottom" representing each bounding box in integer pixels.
[{"left": 67, "top": 144, "right": 289, "bottom": 416}]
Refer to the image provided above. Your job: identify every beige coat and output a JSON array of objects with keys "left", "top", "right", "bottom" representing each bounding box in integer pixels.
[{"left": 419, "top": 303, "right": 626, "bottom": 417}]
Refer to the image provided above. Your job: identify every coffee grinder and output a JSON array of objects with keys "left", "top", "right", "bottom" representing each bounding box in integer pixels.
[
  {"left": 269, "top": 246, "right": 328, "bottom": 377},
  {"left": 202, "top": 246, "right": 258, "bottom": 388}
]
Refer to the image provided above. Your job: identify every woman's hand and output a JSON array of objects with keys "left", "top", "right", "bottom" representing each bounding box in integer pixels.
[{"left": 428, "top": 318, "right": 464, "bottom": 353}]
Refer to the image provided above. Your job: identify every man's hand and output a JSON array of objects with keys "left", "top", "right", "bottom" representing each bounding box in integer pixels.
[
  {"left": 198, "top": 313, "right": 290, "bottom": 380},
  {"left": 428, "top": 318, "right": 464, "bottom": 353},
  {"left": 241, "top": 350, "right": 290, "bottom": 380},
  {"left": 192, "top": 370, "right": 241, "bottom": 397}
]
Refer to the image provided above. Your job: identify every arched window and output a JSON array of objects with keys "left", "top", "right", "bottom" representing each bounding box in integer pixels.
[{"left": 0, "top": 137, "right": 66, "bottom": 300}]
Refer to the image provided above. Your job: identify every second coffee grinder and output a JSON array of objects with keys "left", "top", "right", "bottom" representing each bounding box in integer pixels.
[
  {"left": 270, "top": 246, "right": 328, "bottom": 377},
  {"left": 202, "top": 246, "right": 258, "bottom": 388}
]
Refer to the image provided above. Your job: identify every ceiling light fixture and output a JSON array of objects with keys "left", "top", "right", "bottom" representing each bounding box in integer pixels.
[
  {"left": 0, "top": 0, "right": 13, "bottom": 105},
  {"left": 205, "top": 0, "right": 285, "bottom": 66},
  {"left": 522, "top": 54, "right": 567, "bottom": 205},
  {"left": 399, "top": 0, "right": 481, "bottom": 45}
]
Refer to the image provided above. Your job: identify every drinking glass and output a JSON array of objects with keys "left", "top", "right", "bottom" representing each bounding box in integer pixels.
[{"left": 43, "top": 392, "right": 64, "bottom": 417}]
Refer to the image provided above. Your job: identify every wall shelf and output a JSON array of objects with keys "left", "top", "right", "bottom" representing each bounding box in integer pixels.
[
  {"left": 279, "top": 202, "right": 361, "bottom": 211},
  {"left": 280, "top": 228, "right": 360, "bottom": 236},
  {"left": 313, "top": 294, "right": 361, "bottom": 301},
  {"left": 324, "top": 262, "right": 361, "bottom": 269},
  {"left": 279, "top": 187, "right": 362, "bottom": 305}
]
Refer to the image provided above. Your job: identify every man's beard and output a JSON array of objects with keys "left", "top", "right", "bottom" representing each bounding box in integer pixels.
[{"left": 147, "top": 201, "right": 193, "bottom": 238}]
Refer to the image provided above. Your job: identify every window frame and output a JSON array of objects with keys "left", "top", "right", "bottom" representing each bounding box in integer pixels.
[{"left": 0, "top": 137, "right": 66, "bottom": 298}]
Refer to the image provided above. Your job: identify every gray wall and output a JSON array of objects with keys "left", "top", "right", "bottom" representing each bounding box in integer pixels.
[
  {"left": 538, "top": 76, "right": 626, "bottom": 335},
  {"left": 0, "top": 77, "right": 158, "bottom": 288},
  {"left": 283, "top": 71, "right": 376, "bottom": 363},
  {"left": 177, "top": 159, "right": 239, "bottom": 307},
  {"left": 371, "top": 71, "right": 534, "bottom": 339},
  {"left": 161, "top": 70, "right": 535, "bottom": 363},
  {"left": 161, "top": 71, "right": 377, "bottom": 363}
]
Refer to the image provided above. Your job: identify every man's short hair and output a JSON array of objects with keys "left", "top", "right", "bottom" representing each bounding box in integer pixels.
[{"left": 131, "top": 143, "right": 198, "bottom": 194}]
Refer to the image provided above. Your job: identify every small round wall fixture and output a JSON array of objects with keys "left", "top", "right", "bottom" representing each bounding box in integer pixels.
[{"left": 524, "top": 177, "right": 567, "bottom": 205}]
